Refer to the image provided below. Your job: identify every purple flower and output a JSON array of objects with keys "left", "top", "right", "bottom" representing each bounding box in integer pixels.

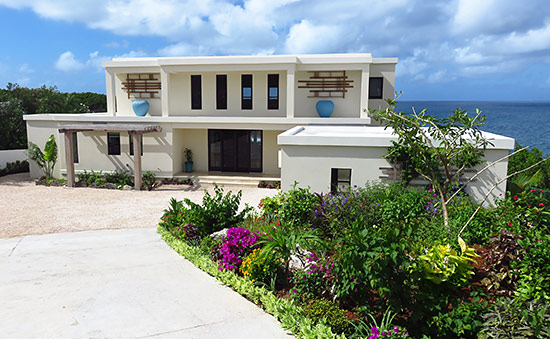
[{"left": 393, "top": 326, "right": 399, "bottom": 333}]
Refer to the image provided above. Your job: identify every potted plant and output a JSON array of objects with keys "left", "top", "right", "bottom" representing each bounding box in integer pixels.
[{"left": 184, "top": 148, "right": 193, "bottom": 173}]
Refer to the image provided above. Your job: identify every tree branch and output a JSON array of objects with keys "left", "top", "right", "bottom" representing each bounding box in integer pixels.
[
  {"left": 446, "top": 146, "right": 529, "bottom": 204},
  {"left": 458, "top": 157, "right": 547, "bottom": 237}
]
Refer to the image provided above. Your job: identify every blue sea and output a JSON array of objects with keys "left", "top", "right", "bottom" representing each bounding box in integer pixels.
[{"left": 395, "top": 101, "right": 550, "bottom": 155}]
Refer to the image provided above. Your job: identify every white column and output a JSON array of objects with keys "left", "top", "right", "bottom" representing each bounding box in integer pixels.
[
  {"left": 64, "top": 131, "right": 75, "bottom": 187},
  {"left": 133, "top": 132, "right": 142, "bottom": 190},
  {"left": 359, "top": 65, "right": 370, "bottom": 119},
  {"left": 286, "top": 65, "right": 296, "bottom": 118},
  {"left": 160, "top": 68, "right": 170, "bottom": 117},
  {"left": 105, "top": 70, "right": 116, "bottom": 116}
]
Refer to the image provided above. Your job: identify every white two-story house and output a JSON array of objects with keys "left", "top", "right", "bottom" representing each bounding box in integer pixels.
[{"left": 24, "top": 53, "right": 398, "bottom": 187}]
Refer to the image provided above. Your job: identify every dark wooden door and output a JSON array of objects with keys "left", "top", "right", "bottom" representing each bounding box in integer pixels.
[{"left": 208, "top": 129, "right": 262, "bottom": 172}]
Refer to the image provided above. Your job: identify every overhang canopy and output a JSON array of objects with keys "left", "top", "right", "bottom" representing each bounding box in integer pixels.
[{"left": 58, "top": 123, "right": 162, "bottom": 133}]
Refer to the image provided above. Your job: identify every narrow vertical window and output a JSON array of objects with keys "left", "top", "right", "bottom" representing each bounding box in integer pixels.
[
  {"left": 107, "top": 132, "right": 121, "bottom": 155},
  {"left": 129, "top": 134, "right": 143, "bottom": 156},
  {"left": 241, "top": 74, "right": 252, "bottom": 110},
  {"left": 216, "top": 74, "right": 227, "bottom": 110},
  {"left": 191, "top": 75, "right": 202, "bottom": 110},
  {"left": 368, "top": 77, "right": 383, "bottom": 99},
  {"left": 267, "top": 74, "right": 279, "bottom": 110},
  {"left": 73, "top": 132, "right": 78, "bottom": 163}
]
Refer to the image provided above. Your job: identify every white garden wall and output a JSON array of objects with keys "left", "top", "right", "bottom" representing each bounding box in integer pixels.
[{"left": 0, "top": 149, "right": 27, "bottom": 169}]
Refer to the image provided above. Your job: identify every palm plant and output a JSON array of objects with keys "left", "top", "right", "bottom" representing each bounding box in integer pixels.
[{"left": 26, "top": 134, "right": 57, "bottom": 180}]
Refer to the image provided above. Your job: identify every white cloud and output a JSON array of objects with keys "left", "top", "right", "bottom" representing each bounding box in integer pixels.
[
  {"left": 19, "top": 64, "right": 34, "bottom": 73},
  {"left": 55, "top": 51, "right": 85, "bottom": 72},
  {"left": 284, "top": 20, "right": 342, "bottom": 54},
  {"left": 55, "top": 50, "right": 148, "bottom": 72},
  {"left": 1, "top": 0, "right": 549, "bottom": 86}
]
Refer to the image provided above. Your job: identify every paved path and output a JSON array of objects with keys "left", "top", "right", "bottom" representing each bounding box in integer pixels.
[{"left": 0, "top": 228, "right": 292, "bottom": 338}]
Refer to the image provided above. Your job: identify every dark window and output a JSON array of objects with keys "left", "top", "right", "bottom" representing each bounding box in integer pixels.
[
  {"left": 129, "top": 134, "right": 143, "bottom": 156},
  {"left": 73, "top": 132, "right": 78, "bottom": 163},
  {"left": 107, "top": 132, "right": 120, "bottom": 155},
  {"left": 331, "top": 168, "right": 352, "bottom": 192},
  {"left": 241, "top": 74, "right": 252, "bottom": 110},
  {"left": 216, "top": 74, "right": 227, "bottom": 110},
  {"left": 191, "top": 75, "right": 202, "bottom": 110},
  {"left": 369, "top": 77, "right": 383, "bottom": 99},
  {"left": 267, "top": 74, "right": 279, "bottom": 110}
]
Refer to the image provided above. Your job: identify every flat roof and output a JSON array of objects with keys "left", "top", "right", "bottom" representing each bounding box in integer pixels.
[
  {"left": 103, "top": 53, "right": 398, "bottom": 68},
  {"left": 278, "top": 125, "right": 515, "bottom": 149},
  {"left": 58, "top": 123, "right": 162, "bottom": 133}
]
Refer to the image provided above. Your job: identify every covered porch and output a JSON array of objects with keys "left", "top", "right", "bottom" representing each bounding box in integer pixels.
[{"left": 58, "top": 123, "right": 162, "bottom": 190}]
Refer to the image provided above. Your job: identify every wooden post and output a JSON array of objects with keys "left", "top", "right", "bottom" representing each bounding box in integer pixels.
[
  {"left": 64, "top": 131, "right": 75, "bottom": 187},
  {"left": 133, "top": 132, "right": 142, "bottom": 190}
]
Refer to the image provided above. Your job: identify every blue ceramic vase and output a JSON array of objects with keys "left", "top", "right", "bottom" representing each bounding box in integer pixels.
[
  {"left": 316, "top": 100, "right": 334, "bottom": 118},
  {"left": 132, "top": 100, "right": 149, "bottom": 117}
]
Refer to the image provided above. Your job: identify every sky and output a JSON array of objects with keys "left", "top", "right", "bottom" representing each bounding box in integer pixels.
[{"left": 0, "top": 0, "right": 548, "bottom": 101}]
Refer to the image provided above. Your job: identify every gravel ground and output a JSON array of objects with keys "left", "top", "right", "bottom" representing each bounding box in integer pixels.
[{"left": 0, "top": 173, "right": 277, "bottom": 239}]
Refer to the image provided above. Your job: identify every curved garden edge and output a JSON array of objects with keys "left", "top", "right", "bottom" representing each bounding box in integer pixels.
[{"left": 157, "top": 225, "right": 344, "bottom": 339}]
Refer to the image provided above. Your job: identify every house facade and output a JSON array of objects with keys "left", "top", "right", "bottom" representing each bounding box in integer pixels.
[{"left": 24, "top": 54, "right": 397, "bottom": 181}]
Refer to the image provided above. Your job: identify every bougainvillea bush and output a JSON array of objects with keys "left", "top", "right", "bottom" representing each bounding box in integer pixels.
[{"left": 160, "top": 182, "right": 550, "bottom": 338}]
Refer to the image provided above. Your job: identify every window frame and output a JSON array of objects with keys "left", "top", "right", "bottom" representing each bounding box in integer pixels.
[
  {"left": 72, "top": 132, "right": 79, "bottom": 163},
  {"left": 267, "top": 74, "right": 279, "bottom": 110},
  {"left": 191, "top": 74, "right": 202, "bottom": 110},
  {"left": 368, "top": 77, "right": 384, "bottom": 99},
  {"left": 330, "top": 168, "right": 352, "bottom": 192},
  {"left": 241, "top": 74, "right": 253, "bottom": 110},
  {"left": 216, "top": 74, "right": 227, "bottom": 110},
  {"left": 107, "top": 132, "right": 121, "bottom": 156}
]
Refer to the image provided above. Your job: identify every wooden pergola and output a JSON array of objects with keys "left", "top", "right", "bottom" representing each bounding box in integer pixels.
[{"left": 58, "top": 123, "right": 162, "bottom": 190}]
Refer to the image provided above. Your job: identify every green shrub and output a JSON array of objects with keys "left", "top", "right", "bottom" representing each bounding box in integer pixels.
[
  {"left": 430, "top": 292, "right": 488, "bottom": 338},
  {"left": 302, "top": 299, "right": 351, "bottom": 334},
  {"left": 26, "top": 134, "right": 57, "bottom": 180},
  {"left": 480, "top": 297, "right": 550, "bottom": 338},
  {"left": 142, "top": 171, "right": 156, "bottom": 190},
  {"left": 290, "top": 253, "right": 334, "bottom": 302},
  {"left": 259, "top": 183, "right": 317, "bottom": 227},
  {"left": 0, "top": 160, "right": 29, "bottom": 177},
  {"left": 183, "top": 184, "right": 252, "bottom": 236}
]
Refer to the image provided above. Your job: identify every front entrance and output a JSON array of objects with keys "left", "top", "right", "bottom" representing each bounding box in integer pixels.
[{"left": 208, "top": 129, "right": 262, "bottom": 172}]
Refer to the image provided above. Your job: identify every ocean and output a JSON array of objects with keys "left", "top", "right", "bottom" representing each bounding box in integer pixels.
[{"left": 395, "top": 101, "right": 550, "bottom": 155}]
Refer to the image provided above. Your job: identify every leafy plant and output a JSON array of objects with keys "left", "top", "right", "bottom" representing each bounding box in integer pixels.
[
  {"left": 184, "top": 148, "right": 193, "bottom": 162},
  {"left": 373, "top": 100, "right": 490, "bottom": 228},
  {"left": 480, "top": 297, "right": 550, "bottom": 338},
  {"left": 302, "top": 299, "right": 351, "bottom": 334},
  {"left": 183, "top": 184, "right": 252, "bottom": 236},
  {"left": 181, "top": 223, "right": 201, "bottom": 245},
  {"left": 411, "top": 237, "right": 479, "bottom": 286},
  {"left": 479, "top": 229, "right": 524, "bottom": 297},
  {"left": 26, "top": 134, "right": 58, "bottom": 180},
  {"left": 291, "top": 253, "right": 335, "bottom": 302},
  {"left": 0, "top": 160, "right": 29, "bottom": 177},
  {"left": 257, "top": 226, "right": 325, "bottom": 274},
  {"left": 430, "top": 293, "right": 488, "bottom": 338},
  {"left": 142, "top": 171, "right": 156, "bottom": 190}
]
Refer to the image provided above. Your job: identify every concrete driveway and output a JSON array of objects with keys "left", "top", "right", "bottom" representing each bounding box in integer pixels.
[{"left": 0, "top": 228, "right": 292, "bottom": 338}]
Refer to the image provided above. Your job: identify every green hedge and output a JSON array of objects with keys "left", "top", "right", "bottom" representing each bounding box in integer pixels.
[{"left": 157, "top": 226, "right": 345, "bottom": 339}]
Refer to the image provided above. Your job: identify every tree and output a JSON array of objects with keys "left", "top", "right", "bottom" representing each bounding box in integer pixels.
[
  {"left": 372, "top": 99, "right": 490, "bottom": 228},
  {"left": 26, "top": 135, "right": 58, "bottom": 180}
]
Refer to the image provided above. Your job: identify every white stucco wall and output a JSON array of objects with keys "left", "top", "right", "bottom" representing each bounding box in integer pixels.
[
  {"left": 368, "top": 63, "right": 396, "bottom": 125},
  {"left": 0, "top": 149, "right": 27, "bottom": 169},
  {"left": 281, "top": 145, "right": 389, "bottom": 191},
  {"left": 294, "top": 70, "right": 362, "bottom": 118},
  {"left": 115, "top": 73, "right": 163, "bottom": 117},
  {"left": 26, "top": 120, "right": 173, "bottom": 179},
  {"left": 280, "top": 144, "right": 510, "bottom": 205},
  {"left": 168, "top": 71, "right": 287, "bottom": 117}
]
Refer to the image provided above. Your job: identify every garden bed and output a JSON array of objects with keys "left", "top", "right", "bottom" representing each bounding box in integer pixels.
[{"left": 159, "top": 183, "right": 550, "bottom": 338}]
